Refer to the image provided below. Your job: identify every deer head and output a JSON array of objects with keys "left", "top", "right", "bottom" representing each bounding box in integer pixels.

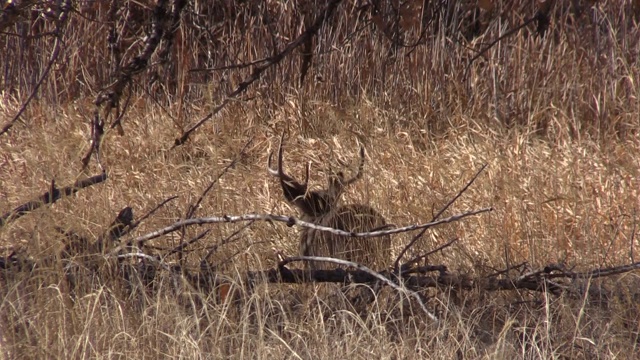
[{"left": 268, "top": 133, "right": 365, "bottom": 220}]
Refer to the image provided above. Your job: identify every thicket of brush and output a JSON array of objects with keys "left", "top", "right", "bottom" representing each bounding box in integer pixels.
[{"left": 1, "top": 1, "right": 640, "bottom": 358}]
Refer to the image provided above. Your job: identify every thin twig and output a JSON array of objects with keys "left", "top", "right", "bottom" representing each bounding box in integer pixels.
[
  {"left": 543, "top": 261, "right": 640, "bottom": 280},
  {"left": 211, "top": 239, "right": 270, "bottom": 270},
  {"left": 394, "top": 164, "right": 488, "bottom": 272},
  {"left": 178, "top": 137, "right": 254, "bottom": 262},
  {"left": 165, "top": 229, "right": 211, "bottom": 257},
  {"left": 487, "top": 262, "right": 529, "bottom": 278},
  {"left": 125, "top": 195, "right": 179, "bottom": 234},
  {"left": 116, "top": 253, "right": 170, "bottom": 271},
  {"left": 630, "top": 208, "right": 636, "bottom": 263},
  {"left": 189, "top": 57, "right": 271, "bottom": 72},
  {"left": 204, "top": 220, "right": 256, "bottom": 262},
  {"left": 81, "top": 111, "right": 105, "bottom": 169},
  {"left": 186, "top": 137, "right": 254, "bottom": 219},
  {"left": 400, "top": 238, "right": 459, "bottom": 274}
]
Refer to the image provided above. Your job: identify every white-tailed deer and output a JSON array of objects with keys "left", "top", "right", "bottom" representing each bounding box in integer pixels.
[{"left": 268, "top": 134, "right": 391, "bottom": 271}]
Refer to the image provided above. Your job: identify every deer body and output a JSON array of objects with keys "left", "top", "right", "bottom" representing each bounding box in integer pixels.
[
  {"left": 268, "top": 134, "right": 391, "bottom": 271},
  {"left": 300, "top": 204, "right": 389, "bottom": 269}
]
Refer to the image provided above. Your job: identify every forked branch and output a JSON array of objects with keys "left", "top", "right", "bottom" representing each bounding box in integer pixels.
[
  {"left": 394, "top": 164, "right": 488, "bottom": 271},
  {"left": 114, "top": 208, "right": 492, "bottom": 255}
]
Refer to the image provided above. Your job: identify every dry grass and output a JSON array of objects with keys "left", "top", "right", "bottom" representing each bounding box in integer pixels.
[
  {"left": 2, "top": 1, "right": 640, "bottom": 359},
  {"left": 2, "top": 102, "right": 639, "bottom": 358}
]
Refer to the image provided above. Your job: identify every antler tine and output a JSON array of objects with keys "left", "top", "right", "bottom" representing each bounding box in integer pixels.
[
  {"left": 267, "top": 132, "right": 308, "bottom": 189},
  {"left": 342, "top": 145, "right": 366, "bottom": 186},
  {"left": 303, "top": 160, "right": 310, "bottom": 188},
  {"left": 267, "top": 138, "right": 281, "bottom": 177},
  {"left": 267, "top": 151, "right": 279, "bottom": 176}
]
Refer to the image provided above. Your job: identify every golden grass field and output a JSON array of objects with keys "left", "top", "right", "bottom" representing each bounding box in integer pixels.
[{"left": 2, "top": 1, "right": 640, "bottom": 359}]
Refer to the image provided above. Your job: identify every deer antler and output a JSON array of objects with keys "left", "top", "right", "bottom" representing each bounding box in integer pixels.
[{"left": 268, "top": 132, "right": 310, "bottom": 195}]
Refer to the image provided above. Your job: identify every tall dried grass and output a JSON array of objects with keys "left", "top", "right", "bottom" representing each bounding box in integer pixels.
[{"left": 1, "top": 1, "right": 640, "bottom": 358}]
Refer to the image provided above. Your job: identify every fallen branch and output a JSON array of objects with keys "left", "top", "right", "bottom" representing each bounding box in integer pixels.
[
  {"left": 280, "top": 255, "right": 438, "bottom": 322},
  {"left": 113, "top": 207, "right": 492, "bottom": 254},
  {"left": 4, "top": 244, "right": 640, "bottom": 314},
  {"left": 0, "top": 172, "right": 108, "bottom": 228}
]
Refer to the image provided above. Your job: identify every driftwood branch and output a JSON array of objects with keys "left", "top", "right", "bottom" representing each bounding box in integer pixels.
[{"left": 111, "top": 207, "right": 492, "bottom": 255}]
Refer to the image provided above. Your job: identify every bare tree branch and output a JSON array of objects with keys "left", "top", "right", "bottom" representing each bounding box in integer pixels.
[
  {"left": 394, "top": 164, "right": 488, "bottom": 272},
  {"left": 0, "top": 1, "right": 71, "bottom": 136},
  {"left": 173, "top": 0, "right": 344, "bottom": 147}
]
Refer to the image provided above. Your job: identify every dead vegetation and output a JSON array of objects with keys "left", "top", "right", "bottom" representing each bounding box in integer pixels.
[{"left": 1, "top": 0, "right": 640, "bottom": 358}]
